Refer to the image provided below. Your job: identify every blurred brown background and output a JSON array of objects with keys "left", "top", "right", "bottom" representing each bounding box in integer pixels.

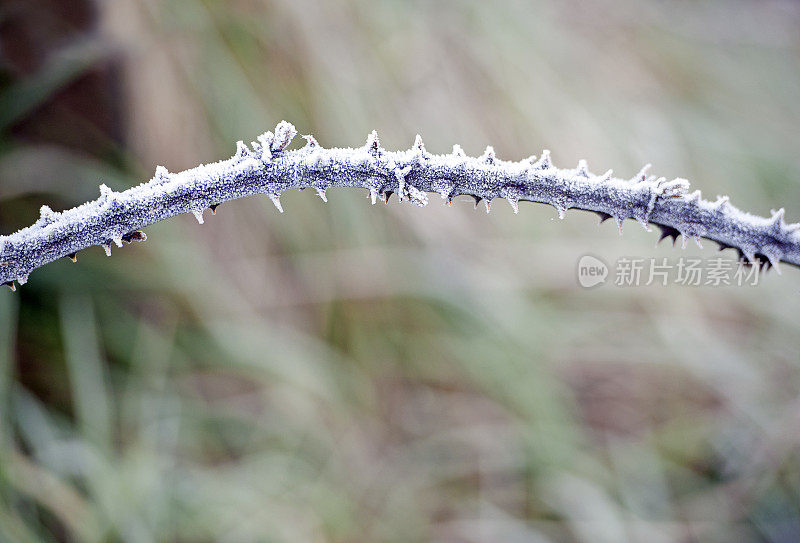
[{"left": 1, "top": 1, "right": 800, "bottom": 542}]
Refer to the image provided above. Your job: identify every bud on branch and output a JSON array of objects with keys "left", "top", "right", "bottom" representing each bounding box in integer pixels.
[{"left": 1, "top": 120, "right": 798, "bottom": 290}]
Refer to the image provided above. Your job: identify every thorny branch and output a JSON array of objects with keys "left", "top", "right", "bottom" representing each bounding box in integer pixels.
[{"left": 2, "top": 120, "right": 799, "bottom": 290}]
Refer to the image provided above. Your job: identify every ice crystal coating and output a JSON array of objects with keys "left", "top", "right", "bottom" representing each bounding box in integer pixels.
[{"left": 1, "top": 120, "right": 799, "bottom": 289}]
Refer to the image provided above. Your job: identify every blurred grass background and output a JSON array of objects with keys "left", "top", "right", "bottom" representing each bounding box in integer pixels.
[{"left": 2, "top": 0, "right": 800, "bottom": 541}]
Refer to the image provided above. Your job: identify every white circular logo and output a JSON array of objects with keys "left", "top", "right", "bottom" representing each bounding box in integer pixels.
[{"left": 577, "top": 255, "right": 608, "bottom": 288}]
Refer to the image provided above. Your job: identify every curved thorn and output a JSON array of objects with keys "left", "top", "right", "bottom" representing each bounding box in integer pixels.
[
  {"left": 634, "top": 164, "right": 652, "bottom": 182},
  {"left": 316, "top": 188, "right": 328, "bottom": 202},
  {"left": 192, "top": 210, "right": 205, "bottom": 224},
  {"left": 506, "top": 197, "right": 519, "bottom": 214}
]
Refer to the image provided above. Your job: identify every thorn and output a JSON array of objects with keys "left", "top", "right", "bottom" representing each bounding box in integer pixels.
[
  {"left": 595, "top": 211, "right": 613, "bottom": 224},
  {"left": 681, "top": 234, "right": 688, "bottom": 250},
  {"left": 36, "top": 205, "right": 58, "bottom": 227},
  {"left": 257, "top": 131, "right": 274, "bottom": 160},
  {"left": 3, "top": 281, "right": 15, "bottom": 291},
  {"left": 769, "top": 208, "right": 785, "bottom": 232},
  {"left": 99, "top": 183, "right": 115, "bottom": 199},
  {"left": 413, "top": 134, "right": 426, "bottom": 154},
  {"left": 271, "top": 121, "right": 298, "bottom": 152},
  {"left": 634, "top": 164, "right": 651, "bottom": 182},
  {"left": 637, "top": 219, "right": 652, "bottom": 232},
  {"left": 714, "top": 195, "right": 730, "bottom": 209},
  {"left": 597, "top": 169, "right": 613, "bottom": 182},
  {"left": 112, "top": 235, "right": 123, "bottom": 248},
  {"left": 576, "top": 159, "right": 589, "bottom": 177},
  {"left": 765, "top": 253, "right": 782, "bottom": 274},
  {"left": 484, "top": 199, "right": 492, "bottom": 214},
  {"left": 739, "top": 247, "right": 757, "bottom": 265},
  {"left": 68, "top": 252, "right": 77, "bottom": 262},
  {"left": 452, "top": 144, "right": 466, "bottom": 157},
  {"left": 316, "top": 188, "right": 328, "bottom": 202},
  {"left": 192, "top": 210, "right": 205, "bottom": 224},
  {"left": 534, "top": 150, "right": 552, "bottom": 169},
  {"left": 615, "top": 216, "right": 624, "bottom": 234},
  {"left": 656, "top": 225, "right": 681, "bottom": 246},
  {"left": 716, "top": 241, "right": 733, "bottom": 251},
  {"left": 209, "top": 204, "right": 219, "bottom": 214},
  {"left": 365, "top": 130, "right": 381, "bottom": 155},
  {"left": 234, "top": 140, "right": 249, "bottom": 159},
  {"left": 481, "top": 146, "right": 495, "bottom": 164},
  {"left": 370, "top": 188, "right": 378, "bottom": 205},
  {"left": 302, "top": 134, "right": 319, "bottom": 148},
  {"left": 270, "top": 194, "right": 284, "bottom": 213},
  {"left": 154, "top": 165, "right": 171, "bottom": 183},
  {"left": 472, "top": 195, "right": 482, "bottom": 209},
  {"left": 506, "top": 196, "right": 519, "bottom": 214},
  {"left": 693, "top": 236, "right": 703, "bottom": 249},
  {"left": 383, "top": 191, "right": 394, "bottom": 204},
  {"left": 102, "top": 243, "right": 112, "bottom": 257},
  {"left": 39, "top": 205, "right": 56, "bottom": 221}
]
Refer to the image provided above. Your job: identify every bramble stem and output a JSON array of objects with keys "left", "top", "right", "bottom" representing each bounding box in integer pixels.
[{"left": 1, "top": 121, "right": 798, "bottom": 289}]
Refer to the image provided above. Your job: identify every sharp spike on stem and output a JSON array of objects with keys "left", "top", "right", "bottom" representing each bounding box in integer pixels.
[
  {"left": 270, "top": 195, "right": 284, "bottom": 213},
  {"left": 192, "top": 210, "right": 205, "bottom": 224},
  {"left": 615, "top": 216, "right": 623, "bottom": 234},
  {"left": 506, "top": 197, "right": 519, "bottom": 214},
  {"left": 595, "top": 211, "right": 613, "bottom": 224},
  {"left": 4, "top": 281, "right": 16, "bottom": 291},
  {"left": 484, "top": 200, "right": 492, "bottom": 214},
  {"left": 481, "top": 146, "right": 495, "bottom": 164},
  {"left": 68, "top": 253, "right": 77, "bottom": 262},
  {"left": 597, "top": 169, "right": 613, "bottom": 181},
  {"left": 316, "top": 188, "right": 328, "bottom": 202},
  {"left": 209, "top": 204, "right": 218, "bottom": 214},
  {"left": 102, "top": 243, "right": 112, "bottom": 257},
  {"left": 370, "top": 189, "right": 378, "bottom": 205},
  {"left": 634, "top": 164, "right": 652, "bottom": 182},
  {"left": 576, "top": 159, "right": 589, "bottom": 177}
]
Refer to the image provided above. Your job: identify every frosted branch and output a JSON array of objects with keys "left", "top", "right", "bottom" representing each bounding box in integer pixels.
[{"left": 2, "top": 120, "right": 799, "bottom": 289}]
